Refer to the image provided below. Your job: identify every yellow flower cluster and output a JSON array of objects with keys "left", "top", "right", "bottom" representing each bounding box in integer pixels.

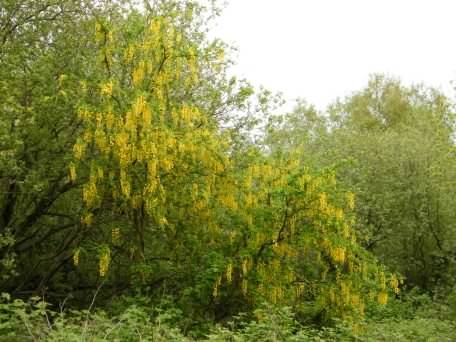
[
  {"left": 81, "top": 213, "right": 93, "bottom": 227},
  {"left": 379, "top": 271, "right": 386, "bottom": 289},
  {"left": 335, "top": 208, "right": 344, "bottom": 221},
  {"left": 146, "top": 159, "right": 157, "bottom": 178},
  {"left": 132, "top": 60, "right": 145, "bottom": 85},
  {"left": 120, "top": 171, "right": 131, "bottom": 199},
  {"left": 80, "top": 80, "right": 87, "bottom": 93},
  {"left": 58, "top": 74, "right": 67, "bottom": 86},
  {"left": 390, "top": 275, "right": 400, "bottom": 294},
  {"left": 78, "top": 108, "right": 91, "bottom": 120},
  {"left": 161, "top": 158, "right": 173, "bottom": 172},
  {"left": 295, "top": 283, "right": 305, "bottom": 298},
  {"left": 340, "top": 281, "right": 351, "bottom": 305},
  {"left": 159, "top": 216, "right": 168, "bottom": 226},
  {"left": 73, "top": 140, "right": 85, "bottom": 160},
  {"left": 244, "top": 192, "right": 256, "bottom": 207},
  {"left": 95, "top": 22, "right": 103, "bottom": 40},
  {"left": 377, "top": 291, "right": 388, "bottom": 305},
  {"left": 100, "top": 80, "right": 113, "bottom": 96},
  {"left": 220, "top": 194, "right": 238, "bottom": 210},
  {"left": 180, "top": 105, "right": 194, "bottom": 125},
  {"left": 242, "top": 258, "right": 251, "bottom": 276},
  {"left": 99, "top": 248, "right": 111, "bottom": 277},
  {"left": 83, "top": 181, "right": 97, "bottom": 207},
  {"left": 149, "top": 20, "right": 161, "bottom": 35},
  {"left": 225, "top": 263, "right": 232, "bottom": 283},
  {"left": 123, "top": 44, "right": 135, "bottom": 63},
  {"left": 319, "top": 192, "right": 328, "bottom": 211},
  {"left": 114, "top": 132, "right": 130, "bottom": 166},
  {"left": 69, "top": 163, "right": 77, "bottom": 182},
  {"left": 346, "top": 192, "right": 355, "bottom": 210},
  {"left": 342, "top": 223, "right": 351, "bottom": 239},
  {"left": 73, "top": 248, "right": 80, "bottom": 266},
  {"left": 95, "top": 128, "right": 108, "bottom": 153},
  {"left": 331, "top": 246, "right": 346, "bottom": 264},
  {"left": 269, "top": 286, "right": 284, "bottom": 303},
  {"left": 298, "top": 173, "right": 312, "bottom": 189},
  {"left": 105, "top": 109, "right": 114, "bottom": 129}
]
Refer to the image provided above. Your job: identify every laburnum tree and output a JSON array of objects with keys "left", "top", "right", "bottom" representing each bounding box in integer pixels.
[
  {"left": 71, "top": 0, "right": 398, "bottom": 325},
  {"left": 71, "top": 0, "right": 254, "bottom": 309}
]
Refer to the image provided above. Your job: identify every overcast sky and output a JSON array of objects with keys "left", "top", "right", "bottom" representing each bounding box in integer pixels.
[{"left": 212, "top": 0, "right": 456, "bottom": 110}]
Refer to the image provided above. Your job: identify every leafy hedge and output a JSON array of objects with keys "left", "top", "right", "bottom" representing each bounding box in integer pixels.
[{"left": 1, "top": 293, "right": 455, "bottom": 341}]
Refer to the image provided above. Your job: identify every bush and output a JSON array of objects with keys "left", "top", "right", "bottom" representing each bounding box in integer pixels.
[
  {"left": 1, "top": 293, "right": 455, "bottom": 341},
  {"left": 0, "top": 293, "right": 190, "bottom": 341},
  {"left": 359, "top": 318, "right": 456, "bottom": 342}
]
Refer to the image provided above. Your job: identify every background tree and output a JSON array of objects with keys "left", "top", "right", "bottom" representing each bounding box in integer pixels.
[
  {"left": 326, "top": 76, "right": 456, "bottom": 294},
  {"left": 266, "top": 75, "right": 456, "bottom": 295},
  {"left": 0, "top": 0, "right": 130, "bottom": 298}
]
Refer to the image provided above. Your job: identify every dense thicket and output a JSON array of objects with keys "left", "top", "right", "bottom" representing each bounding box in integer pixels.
[{"left": 1, "top": 0, "right": 455, "bottom": 340}]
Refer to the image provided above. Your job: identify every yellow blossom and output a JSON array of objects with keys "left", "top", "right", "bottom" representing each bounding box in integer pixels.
[
  {"left": 73, "top": 248, "right": 80, "bottom": 266},
  {"left": 226, "top": 263, "right": 232, "bottom": 283},
  {"left": 346, "top": 192, "right": 355, "bottom": 210},
  {"left": 331, "top": 246, "right": 346, "bottom": 264},
  {"left": 81, "top": 213, "right": 93, "bottom": 227},
  {"left": 69, "top": 163, "right": 77, "bottom": 182},
  {"left": 319, "top": 192, "right": 328, "bottom": 211},
  {"left": 377, "top": 291, "right": 388, "bottom": 305},
  {"left": 99, "top": 247, "right": 111, "bottom": 277},
  {"left": 73, "top": 140, "right": 85, "bottom": 160},
  {"left": 100, "top": 80, "right": 113, "bottom": 96}
]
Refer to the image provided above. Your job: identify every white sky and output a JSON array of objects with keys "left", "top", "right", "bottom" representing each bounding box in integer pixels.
[{"left": 212, "top": 0, "right": 456, "bottom": 110}]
